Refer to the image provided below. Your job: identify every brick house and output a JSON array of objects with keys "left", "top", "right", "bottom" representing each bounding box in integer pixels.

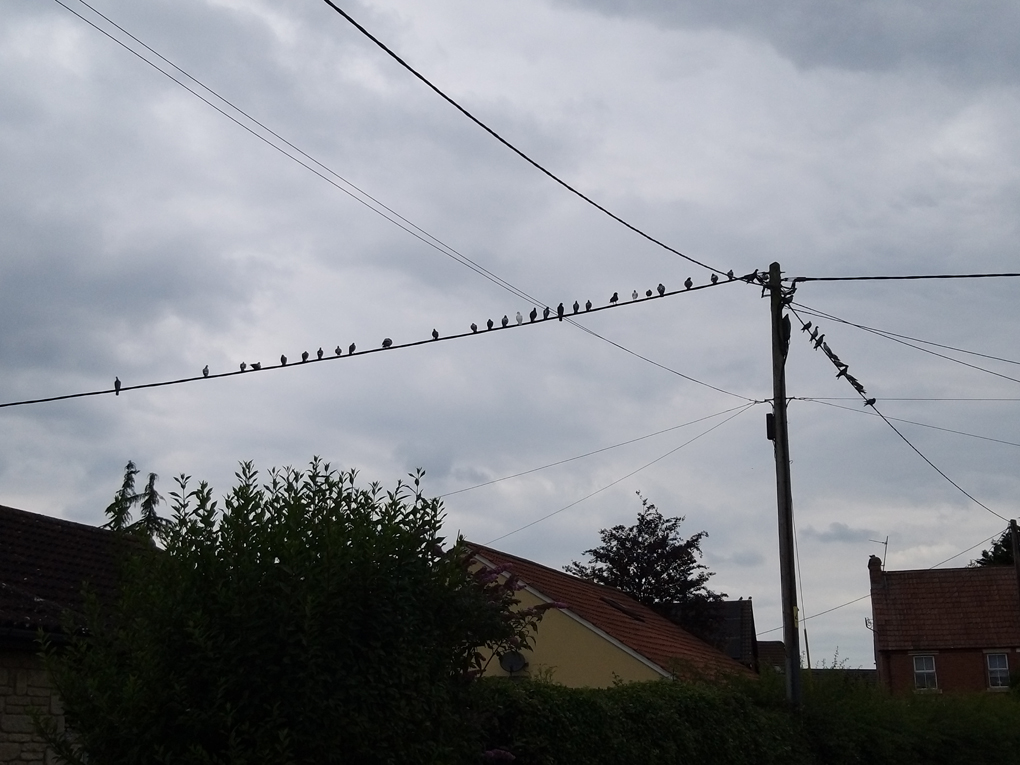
[
  {"left": 868, "top": 554, "right": 1020, "bottom": 694},
  {"left": 0, "top": 504, "right": 137, "bottom": 764}
]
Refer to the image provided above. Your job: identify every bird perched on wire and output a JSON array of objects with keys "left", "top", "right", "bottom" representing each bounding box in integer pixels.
[
  {"left": 801, "top": 321, "right": 812, "bottom": 333},
  {"left": 501, "top": 315, "right": 509, "bottom": 328},
  {"left": 280, "top": 354, "right": 288, "bottom": 366},
  {"left": 585, "top": 300, "right": 592, "bottom": 311},
  {"left": 240, "top": 362, "right": 247, "bottom": 372},
  {"left": 572, "top": 300, "right": 579, "bottom": 313},
  {"left": 516, "top": 311, "right": 523, "bottom": 325},
  {"left": 202, "top": 365, "right": 209, "bottom": 378},
  {"left": 657, "top": 283, "right": 665, "bottom": 296},
  {"left": 529, "top": 307, "right": 537, "bottom": 322},
  {"left": 432, "top": 328, "right": 439, "bottom": 340},
  {"left": 382, "top": 338, "right": 392, "bottom": 348},
  {"left": 631, "top": 290, "right": 638, "bottom": 301},
  {"left": 710, "top": 274, "right": 719, "bottom": 284},
  {"left": 317, "top": 348, "right": 324, "bottom": 359},
  {"left": 557, "top": 302, "right": 564, "bottom": 321},
  {"left": 487, "top": 319, "right": 494, "bottom": 330},
  {"left": 645, "top": 289, "right": 652, "bottom": 297},
  {"left": 610, "top": 292, "right": 619, "bottom": 304},
  {"left": 252, "top": 362, "right": 262, "bottom": 370},
  {"left": 114, "top": 377, "right": 121, "bottom": 396},
  {"left": 301, "top": 351, "right": 309, "bottom": 362},
  {"left": 470, "top": 323, "right": 478, "bottom": 333},
  {"left": 348, "top": 343, "right": 356, "bottom": 355},
  {"left": 684, "top": 277, "right": 693, "bottom": 290},
  {"left": 543, "top": 307, "right": 551, "bottom": 319},
  {"left": 335, "top": 346, "right": 342, "bottom": 356},
  {"left": 727, "top": 270, "right": 735, "bottom": 280}
]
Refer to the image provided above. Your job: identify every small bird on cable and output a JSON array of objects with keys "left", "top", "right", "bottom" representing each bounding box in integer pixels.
[
  {"left": 573, "top": 300, "right": 580, "bottom": 313},
  {"left": 610, "top": 292, "right": 619, "bottom": 304},
  {"left": 301, "top": 351, "right": 309, "bottom": 362},
  {"left": 801, "top": 321, "right": 813, "bottom": 333},
  {"left": 114, "top": 377, "right": 121, "bottom": 396},
  {"left": 646, "top": 289, "right": 652, "bottom": 297},
  {"left": 335, "top": 346, "right": 342, "bottom": 356},
  {"left": 252, "top": 362, "right": 261, "bottom": 370},
  {"left": 382, "top": 338, "right": 393, "bottom": 348},
  {"left": 557, "top": 302, "right": 564, "bottom": 321},
  {"left": 240, "top": 362, "right": 247, "bottom": 371},
  {"left": 585, "top": 300, "right": 592, "bottom": 311},
  {"left": 487, "top": 319, "right": 494, "bottom": 330},
  {"left": 432, "top": 328, "right": 439, "bottom": 340},
  {"left": 631, "top": 290, "right": 639, "bottom": 300},
  {"left": 280, "top": 355, "right": 287, "bottom": 366},
  {"left": 317, "top": 348, "right": 324, "bottom": 359},
  {"left": 865, "top": 398, "right": 876, "bottom": 407},
  {"left": 813, "top": 334, "right": 825, "bottom": 350},
  {"left": 529, "top": 308, "right": 537, "bottom": 322},
  {"left": 657, "top": 283, "right": 665, "bottom": 296},
  {"left": 710, "top": 274, "right": 719, "bottom": 284},
  {"left": 516, "top": 312, "right": 523, "bottom": 325},
  {"left": 727, "top": 270, "right": 734, "bottom": 280},
  {"left": 349, "top": 343, "right": 356, "bottom": 355},
  {"left": 543, "top": 307, "right": 551, "bottom": 319},
  {"left": 501, "top": 315, "right": 509, "bottom": 328},
  {"left": 471, "top": 323, "right": 478, "bottom": 333},
  {"left": 202, "top": 365, "right": 209, "bottom": 377},
  {"left": 684, "top": 277, "right": 693, "bottom": 289}
]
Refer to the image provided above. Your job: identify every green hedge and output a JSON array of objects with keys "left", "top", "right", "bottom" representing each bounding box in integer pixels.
[{"left": 465, "top": 672, "right": 1020, "bottom": 765}]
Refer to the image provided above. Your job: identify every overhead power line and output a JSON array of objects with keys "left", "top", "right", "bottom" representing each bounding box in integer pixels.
[
  {"left": 790, "top": 272, "right": 1020, "bottom": 283},
  {"left": 318, "top": 0, "right": 730, "bottom": 277}
]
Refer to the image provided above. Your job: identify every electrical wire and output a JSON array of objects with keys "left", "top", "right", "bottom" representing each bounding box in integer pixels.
[
  {"left": 441, "top": 404, "right": 752, "bottom": 498},
  {"left": 483, "top": 402, "right": 758, "bottom": 545},
  {"left": 318, "top": 0, "right": 730, "bottom": 277},
  {"left": 790, "top": 273, "right": 1020, "bottom": 283}
]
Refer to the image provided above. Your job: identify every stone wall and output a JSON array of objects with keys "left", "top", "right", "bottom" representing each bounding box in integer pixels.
[{"left": 0, "top": 649, "right": 62, "bottom": 765}]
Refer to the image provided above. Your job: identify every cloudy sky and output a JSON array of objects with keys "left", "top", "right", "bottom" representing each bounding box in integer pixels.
[{"left": 2, "top": 0, "right": 1018, "bottom": 669}]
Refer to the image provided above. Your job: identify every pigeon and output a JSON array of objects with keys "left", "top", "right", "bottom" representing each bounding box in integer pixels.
[
  {"left": 114, "top": 376, "right": 121, "bottom": 396},
  {"left": 865, "top": 398, "right": 876, "bottom": 407},
  {"left": 610, "top": 292, "right": 619, "bottom": 304},
  {"left": 240, "top": 362, "right": 247, "bottom": 371},
  {"left": 529, "top": 307, "right": 538, "bottom": 322},
  {"left": 317, "top": 347, "right": 324, "bottom": 359},
  {"left": 487, "top": 319, "right": 494, "bottom": 330},
  {"left": 202, "top": 365, "right": 209, "bottom": 377},
  {"left": 432, "top": 328, "right": 439, "bottom": 340},
  {"left": 301, "top": 351, "right": 309, "bottom": 362},
  {"left": 813, "top": 334, "right": 825, "bottom": 350},
  {"left": 499, "top": 315, "right": 507, "bottom": 328},
  {"left": 543, "top": 306, "right": 551, "bottom": 320},
  {"left": 516, "top": 311, "right": 523, "bottom": 325},
  {"left": 711, "top": 274, "right": 719, "bottom": 284},
  {"left": 280, "top": 354, "right": 288, "bottom": 366},
  {"left": 684, "top": 277, "right": 693, "bottom": 290},
  {"left": 573, "top": 301, "right": 580, "bottom": 313},
  {"left": 656, "top": 283, "right": 665, "bottom": 296},
  {"left": 252, "top": 362, "right": 261, "bottom": 370},
  {"left": 646, "top": 289, "right": 653, "bottom": 297},
  {"left": 585, "top": 300, "right": 592, "bottom": 311},
  {"left": 382, "top": 338, "right": 393, "bottom": 348},
  {"left": 349, "top": 343, "right": 356, "bottom": 355},
  {"left": 801, "top": 321, "right": 813, "bottom": 333},
  {"left": 335, "top": 346, "right": 342, "bottom": 356},
  {"left": 631, "top": 290, "right": 638, "bottom": 301},
  {"left": 471, "top": 323, "right": 478, "bottom": 333},
  {"left": 727, "top": 270, "right": 735, "bottom": 280},
  {"left": 557, "top": 302, "right": 564, "bottom": 321}
]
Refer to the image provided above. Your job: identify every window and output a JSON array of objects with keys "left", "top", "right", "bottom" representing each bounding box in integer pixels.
[
  {"left": 987, "top": 653, "right": 1009, "bottom": 689},
  {"left": 913, "top": 655, "right": 937, "bottom": 690}
]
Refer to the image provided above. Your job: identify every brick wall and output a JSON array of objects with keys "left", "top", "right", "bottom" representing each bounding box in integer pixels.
[
  {"left": 0, "top": 650, "right": 62, "bottom": 765},
  {"left": 884, "top": 648, "right": 1018, "bottom": 694}
]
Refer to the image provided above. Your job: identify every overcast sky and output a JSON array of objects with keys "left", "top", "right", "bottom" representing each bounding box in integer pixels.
[{"left": 2, "top": 0, "right": 1018, "bottom": 669}]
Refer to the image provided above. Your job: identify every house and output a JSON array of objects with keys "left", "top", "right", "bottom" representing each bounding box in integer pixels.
[
  {"left": 868, "top": 554, "right": 1020, "bottom": 693},
  {"left": 468, "top": 542, "right": 753, "bottom": 687},
  {"left": 0, "top": 503, "right": 138, "bottom": 764},
  {"left": 757, "top": 640, "right": 787, "bottom": 674}
]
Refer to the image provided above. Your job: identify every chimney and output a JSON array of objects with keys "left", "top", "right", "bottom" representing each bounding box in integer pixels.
[{"left": 868, "top": 555, "right": 884, "bottom": 587}]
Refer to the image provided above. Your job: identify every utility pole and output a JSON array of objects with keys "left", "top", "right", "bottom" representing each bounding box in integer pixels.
[{"left": 768, "top": 261, "right": 802, "bottom": 707}]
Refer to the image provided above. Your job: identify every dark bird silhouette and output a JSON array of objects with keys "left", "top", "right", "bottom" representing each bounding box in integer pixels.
[
  {"left": 585, "top": 300, "right": 592, "bottom": 311},
  {"left": 744, "top": 269, "right": 759, "bottom": 284},
  {"left": 502, "top": 315, "right": 509, "bottom": 328},
  {"left": 301, "top": 351, "right": 309, "bottom": 362},
  {"left": 281, "top": 354, "right": 288, "bottom": 366},
  {"left": 631, "top": 290, "right": 638, "bottom": 301},
  {"left": 543, "top": 306, "right": 551, "bottom": 319},
  {"left": 557, "top": 302, "right": 564, "bottom": 321},
  {"left": 432, "top": 328, "right": 439, "bottom": 340},
  {"left": 471, "top": 323, "right": 478, "bottom": 333},
  {"left": 610, "top": 292, "right": 618, "bottom": 304},
  {"left": 573, "top": 300, "right": 579, "bottom": 313},
  {"left": 801, "top": 321, "right": 813, "bottom": 333},
  {"left": 317, "top": 347, "right": 324, "bottom": 359},
  {"left": 335, "top": 346, "right": 342, "bottom": 356},
  {"left": 252, "top": 362, "right": 261, "bottom": 370},
  {"left": 813, "top": 334, "right": 825, "bottom": 350},
  {"left": 202, "top": 365, "right": 209, "bottom": 377},
  {"left": 487, "top": 319, "right": 494, "bottom": 330},
  {"left": 684, "top": 277, "right": 693, "bottom": 290},
  {"left": 727, "top": 270, "right": 734, "bottom": 280},
  {"left": 114, "top": 377, "right": 121, "bottom": 396},
  {"left": 646, "top": 289, "right": 653, "bottom": 297},
  {"left": 240, "top": 362, "right": 247, "bottom": 371},
  {"left": 516, "top": 311, "right": 523, "bottom": 325},
  {"left": 865, "top": 398, "right": 876, "bottom": 407},
  {"left": 710, "top": 274, "right": 719, "bottom": 284},
  {"left": 382, "top": 338, "right": 392, "bottom": 348},
  {"left": 835, "top": 366, "right": 849, "bottom": 379},
  {"left": 657, "top": 283, "right": 665, "bottom": 296},
  {"left": 349, "top": 343, "right": 356, "bottom": 355}
]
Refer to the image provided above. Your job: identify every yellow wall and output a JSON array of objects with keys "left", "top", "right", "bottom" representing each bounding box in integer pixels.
[{"left": 480, "top": 586, "right": 666, "bottom": 688}]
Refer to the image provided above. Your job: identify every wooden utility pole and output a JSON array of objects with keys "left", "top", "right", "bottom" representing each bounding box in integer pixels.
[{"left": 768, "top": 261, "right": 802, "bottom": 707}]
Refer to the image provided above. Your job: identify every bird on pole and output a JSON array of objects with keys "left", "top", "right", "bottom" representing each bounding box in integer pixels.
[
  {"left": 501, "top": 315, "right": 509, "bottom": 328},
  {"left": 349, "top": 343, "right": 356, "bottom": 355},
  {"left": 657, "top": 283, "right": 665, "bottom": 296},
  {"left": 301, "top": 351, "right": 309, "bottom": 362},
  {"left": 646, "top": 289, "right": 652, "bottom": 297},
  {"left": 281, "top": 354, "right": 288, "bottom": 366},
  {"left": 252, "top": 362, "right": 262, "bottom": 370},
  {"left": 684, "top": 277, "right": 693, "bottom": 289},
  {"left": 240, "top": 362, "right": 247, "bottom": 371},
  {"left": 529, "top": 307, "right": 537, "bottom": 322},
  {"left": 382, "top": 338, "right": 393, "bottom": 348},
  {"left": 317, "top": 347, "right": 324, "bottom": 359},
  {"left": 710, "top": 274, "right": 719, "bottom": 284},
  {"left": 471, "top": 323, "right": 478, "bottom": 333},
  {"left": 487, "top": 319, "right": 494, "bottom": 330},
  {"left": 543, "top": 306, "right": 551, "bottom": 319},
  {"left": 114, "top": 377, "right": 121, "bottom": 396},
  {"left": 202, "top": 365, "right": 209, "bottom": 378},
  {"left": 516, "top": 311, "right": 523, "bottom": 325},
  {"left": 335, "top": 346, "right": 342, "bottom": 356},
  {"left": 572, "top": 300, "right": 579, "bottom": 313},
  {"left": 432, "top": 328, "right": 439, "bottom": 340},
  {"left": 557, "top": 302, "right": 564, "bottom": 321},
  {"left": 631, "top": 290, "right": 638, "bottom": 300},
  {"left": 609, "top": 292, "right": 619, "bottom": 305},
  {"left": 585, "top": 300, "right": 592, "bottom": 311}
]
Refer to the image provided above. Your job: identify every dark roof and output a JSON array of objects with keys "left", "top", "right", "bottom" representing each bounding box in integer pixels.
[
  {"left": 467, "top": 542, "right": 752, "bottom": 679},
  {"left": 757, "top": 640, "right": 787, "bottom": 672},
  {"left": 0, "top": 504, "right": 139, "bottom": 641},
  {"left": 713, "top": 599, "right": 757, "bottom": 669},
  {"left": 869, "top": 557, "right": 1020, "bottom": 651}
]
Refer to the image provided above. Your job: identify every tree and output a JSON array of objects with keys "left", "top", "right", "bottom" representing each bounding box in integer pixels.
[
  {"left": 974, "top": 525, "right": 1015, "bottom": 566},
  {"left": 103, "top": 460, "right": 169, "bottom": 542},
  {"left": 40, "top": 459, "right": 551, "bottom": 765},
  {"left": 564, "top": 492, "right": 724, "bottom": 642}
]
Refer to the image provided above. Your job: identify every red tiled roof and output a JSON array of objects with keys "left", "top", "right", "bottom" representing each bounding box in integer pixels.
[
  {"left": 870, "top": 562, "right": 1020, "bottom": 651},
  {"left": 0, "top": 504, "right": 140, "bottom": 638},
  {"left": 467, "top": 542, "right": 751, "bottom": 679}
]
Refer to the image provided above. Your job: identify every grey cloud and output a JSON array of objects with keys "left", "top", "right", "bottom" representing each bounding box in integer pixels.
[{"left": 802, "top": 522, "right": 877, "bottom": 544}]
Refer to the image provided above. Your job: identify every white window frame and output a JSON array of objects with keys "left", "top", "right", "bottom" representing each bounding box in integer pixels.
[
  {"left": 912, "top": 654, "right": 937, "bottom": 690},
  {"left": 986, "top": 653, "right": 1010, "bottom": 689}
]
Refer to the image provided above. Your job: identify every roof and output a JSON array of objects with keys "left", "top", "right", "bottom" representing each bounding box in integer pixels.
[
  {"left": 467, "top": 542, "right": 752, "bottom": 679},
  {"left": 869, "top": 556, "right": 1020, "bottom": 651},
  {"left": 0, "top": 504, "right": 139, "bottom": 641},
  {"left": 713, "top": 599, "right": 757, "bottom": 669},
  {"left": 757, "top": 640, "right": 787, "bottom": 672}
]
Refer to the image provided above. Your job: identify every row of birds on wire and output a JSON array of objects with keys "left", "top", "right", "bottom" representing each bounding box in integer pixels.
[{"left": 112, "top": 274, "right": 740, "bottom": 393}]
